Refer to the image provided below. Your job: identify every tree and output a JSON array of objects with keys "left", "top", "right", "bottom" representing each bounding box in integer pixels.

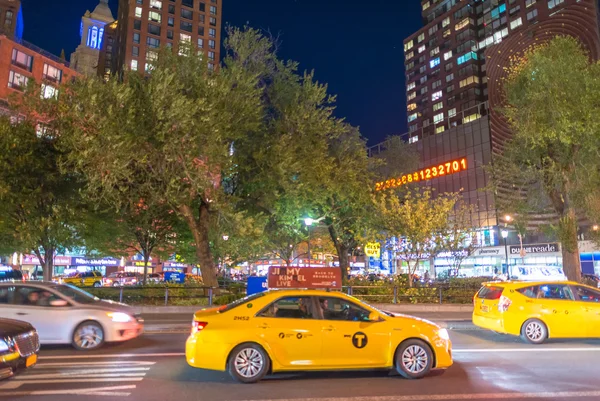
[
  {"left": 61, "top": 32, "right": 264, "bottom": 288},
  {"left": 374, "top": 189, "right": 461, "bottom": 287},
  {"left": 0, "top": 118, "right": 84, "bottom": 281},
  {"left": 489, "top": 36, "right": 600, "bottom": 282},
  {"left": 435, "top": 200, "right": 479, "bottom": 276}
]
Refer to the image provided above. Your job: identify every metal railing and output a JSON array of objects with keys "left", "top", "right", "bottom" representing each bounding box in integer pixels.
[{"left": 83, "top": 283, "right": 479, "bottom": 306}]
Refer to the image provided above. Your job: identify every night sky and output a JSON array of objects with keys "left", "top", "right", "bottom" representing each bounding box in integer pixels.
[{"left": 22, "top": 0, "right": 421, "bottom": 145}]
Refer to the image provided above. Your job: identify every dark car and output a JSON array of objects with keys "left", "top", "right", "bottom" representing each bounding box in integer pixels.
[{"left": 0, "top": 318, "right": 40, "bottom": 380}]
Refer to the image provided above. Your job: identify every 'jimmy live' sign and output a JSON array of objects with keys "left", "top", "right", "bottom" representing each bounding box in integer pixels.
[{"left": 509, "top": 243, "right": 559, "bottom": 255}]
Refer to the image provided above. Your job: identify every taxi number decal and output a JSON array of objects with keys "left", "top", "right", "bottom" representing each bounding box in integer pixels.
[
  {"left": 352, "top": 332, "right": 368, "bottom": 349},
  {"left": 233, "top": 316, "right": 249, "bottom": 321}
]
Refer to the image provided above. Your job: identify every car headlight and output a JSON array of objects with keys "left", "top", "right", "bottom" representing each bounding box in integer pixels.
[
  {"left": 0, "top": 339, "right": 9, "bottom": 353},
  {"left": 107, "top": 312, "right": 133, "bottom": 323},
  {"left": 438, "top": 328, "right": 450, "bottom": 341}
]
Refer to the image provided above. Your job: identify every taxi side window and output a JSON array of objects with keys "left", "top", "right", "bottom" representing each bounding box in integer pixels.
[
  {"left": 319, "top": 297, "right": 370, "bottom": 322},
  {"left": 574, "top": 286, "right": 600, "bottom": 303},
  {"left": 534, "top": 284, "right": 574, "bottom": 300},
  {"left": 258, "top": 297, "right": 316, "bottom": 319}
]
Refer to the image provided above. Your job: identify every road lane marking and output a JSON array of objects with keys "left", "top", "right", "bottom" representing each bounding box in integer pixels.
[
  {"left": 19, "top": 372, "right": 147, "bottom": 380},
  {"left": 39, "top": 352, "right": 185, "bottom": 359},
  {"left": 0, "top": 377, "right": 144, "bottom": 390},
  {"left": 454, "top": 347, "right": 600, "bottom": 353},
  {"left": 0, "top": 384, "right": 136, "bottom": 397},
  {"left": 233, "top": 390, "right": 600, "bottom": 401},
  {"left": 28, "top": 367, "right": 150, "bottom": 375},
  {"left": 36, "top": 361, "right": 156, "bottom": 367}
]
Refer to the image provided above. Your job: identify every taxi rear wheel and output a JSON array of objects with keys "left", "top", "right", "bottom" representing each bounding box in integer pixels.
[
  {"left": 521, "top": 319, "right": 548, "bottom": 344},
  {"left": 228, "top": 343, "right": 270, "bottom": 383},
  {"left": 395, "top": 339, "right": 433, "bottom": 379}
]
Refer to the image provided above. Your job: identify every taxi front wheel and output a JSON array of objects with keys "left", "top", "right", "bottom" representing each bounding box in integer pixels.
[
  {"left": 227, "top": 343, "right": 270, "bottom": 383},
  {"left": 521, "top": 319, "right": 548, "bottom": 344},
  {"left": 395, "top": 339, "right": 433, "bottom": 379}
]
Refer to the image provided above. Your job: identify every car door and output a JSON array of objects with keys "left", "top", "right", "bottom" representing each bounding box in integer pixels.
[
  {"left": 535, "top": 284, "right": 584, "bottom": 338},
  {"left": 253, "top": 296, "right": 322, "bottom": 369},
  {"left": 571, "top": 285, "right": 600, "bottom": 337},
  {"left": 10, "top": 285, "right": 73, "bottom": 342},
  {"left": 318, "top": 296, "right": 390, "bottom": 368}
]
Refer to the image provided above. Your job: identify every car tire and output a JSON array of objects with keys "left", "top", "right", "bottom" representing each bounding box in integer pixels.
[
  {"left": 227, "top": 343, "right": 270, "bottom": 383},
  {"left": 93, "top": 281, "right": 102, "bottom": 288},
  {"left": 520, "top": 319, "right": 548, "bottom": 344},
  {"left": 395, "top": 339, "right": 433, "bottom": 379},
  {"left": 72, "top": 321, "right": 105, "bottom": 351}
]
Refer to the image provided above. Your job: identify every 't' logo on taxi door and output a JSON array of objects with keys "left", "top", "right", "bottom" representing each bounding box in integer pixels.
[{"left": 351, "top": 332, "right": 368, "bottom": 349}]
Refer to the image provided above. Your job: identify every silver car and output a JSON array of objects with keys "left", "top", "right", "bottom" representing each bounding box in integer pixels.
[{"left": 0, "top": 282, "right": 144, "bottom": 350}]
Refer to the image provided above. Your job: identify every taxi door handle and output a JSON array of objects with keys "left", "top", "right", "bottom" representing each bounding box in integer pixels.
[
  {"left": 257, "top": 323, "right": 270, "bottom": 329},
  {"left": 16, "top": 312, "right": 28, "bottom": 316},
  {"left": 323, "top": 325, "right": 336, "bottom": 331}
]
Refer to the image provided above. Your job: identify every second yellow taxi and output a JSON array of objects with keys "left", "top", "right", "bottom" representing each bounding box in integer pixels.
[
  {"left": 186, "top": 289, "right": 452, "bottom": 383},
  {"left": 473, "top": 280, "right": 600, "bottom": 344}
]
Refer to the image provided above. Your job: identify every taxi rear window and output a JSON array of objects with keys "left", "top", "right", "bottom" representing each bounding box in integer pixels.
[
  {"left": 477, "top": 285, "right": 504, "bottom": 300},
  {"left": 220, "top": 292, "right": 266, "bottom": 313}
]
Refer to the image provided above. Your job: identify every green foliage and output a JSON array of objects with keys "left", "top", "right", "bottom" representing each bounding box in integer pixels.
[
  {"left": 374, "top": 188, "right": 463, "bottom": 286},
  {"left": 490, "top": 36, "right": 600, "bottom": 282}
]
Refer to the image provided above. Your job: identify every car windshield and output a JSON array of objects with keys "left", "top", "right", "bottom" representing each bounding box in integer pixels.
[{"left": 51, "top": 284, "right": 99, "bottom": 304}]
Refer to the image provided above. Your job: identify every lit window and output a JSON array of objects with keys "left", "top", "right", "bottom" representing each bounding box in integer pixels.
[
  {"left": 209, "top": 40, "right": 216, "bottom": 49},
  {"left": 407, "top": 92, "right": 416, "bottom": 101},
  {"left": 408, "top": 113, "right": 418, "bottom": 122},
  {"left": 209, "top": 28, "right": 216, "bottom": 38},
  {"left": 407, "top": 81, "right": 416, "bottom": 91},
  {"left": 422, "top": 1, "right": 430, "bottom": 10},
  {"left": 527, "top": 9, "right": 538, "bottom": 20},
  {"left": 8, "top": 70, "right": 28, "bottom": 90},
  {"left": 510, "top": 17, "right": 522, "bottom": 30},
  {"left": 525, "top": 0, "right": 536, "bottom": 7},
  {"left": 431, "top": 91, "right": 442, "bottom": 101},
  {"left": 548, "top": 0, "right": 564, "bottom": 9},
  {"left": 131, "top": 60, "right": 138, "bottom": 71},
  {"left": 418, "top": 45, "right": 425, "bottom": 53},
  {"left": 429, "top": 57, "right": 440, "bottom": 68},
  {"left": 442, "top": 17, "right": 450, "bottom": 27},
  {"left": 43, "top": 64, "right": 62, "bottom": 83},
  {"left": 433, "top": 102, "right": 443, "bottom": 112},
  {"left": 407, "top": 103, "right": 417, "bottom": 111},
  {"left": 444, "top": 51, "right": 453, "bottom": 60},
  {"left": 457, "top": 52, "right": 477, "bottom": 65},
  {"left": 435, "top": 126, "right": 445, "bottom": 134},
  {"left": 448, "top": 108, "right": 457, "bottom": 118},
  {"left": 455, "top": 18, "right": 470, "bottom": 31},
  {"left": 409, "top": 135, "right": 419, "bottom": 144},
  {"left": 198, "top": 38, "right": 204, "bottom": 49},
  {"left": 149, "top": 11, "right": 162, "bottom": 23},
  {"left": 404, "top": 40, "right": 414, "bottom": 51},
  {"left": 210, "top": 5, "right": 217, "bottom": 14},
  {"left": 405, "top": 51, "right": 414, "bottom": 61},
  {"left": 459, "top": 76, "right": 480, "bottom": 88},
  {"left": 135, "top": 7, "right": 142, "bottom": 17},
  {"left": 443, "top": 29, "right": 451, "bottom": 38},
  {"left": 463, "top": 113, "right": 481, "bottom": 123},
  {"left": 180, "top": 33, "right": 192, "bottom": 43},
  {"left": 430, "top": 47, "right": 439, "bottom": 56},
  {"left": 41, "top": 84, "right": 58, "bottom": 99},
  {"left": 150, "top": 0, "right": 163, "bottom": 9},
  {"left": 208, "top": 51, "right": 215, "bottom": 61},
  {"left": 418, "top": 33, "right": 425, "bottom": 43},
  {"left": 11, "top": 49, "right": 33, "bottom": 71}
]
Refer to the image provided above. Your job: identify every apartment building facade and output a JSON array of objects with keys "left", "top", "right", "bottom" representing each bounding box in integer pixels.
[
  {"left": 114, "top": 0, "right": 222, "bottom": 75},
  {"left": 0, "top": 0, "right": 23, "bottom": 40}
]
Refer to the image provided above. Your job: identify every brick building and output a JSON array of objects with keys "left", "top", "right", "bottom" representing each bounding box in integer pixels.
[
  {"left": 0, "top": 0, "right": 24, "bottom": 40},
  {"left": 114, "top": 0, "right": 223, "bottom": 74}
]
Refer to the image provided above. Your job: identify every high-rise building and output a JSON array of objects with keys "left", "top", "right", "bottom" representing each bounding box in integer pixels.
[
  {"left": 70, "top": 0, "right": 116, "bottom": 78},
  {"left": 0, "top": 0, "right": 24, "bottom": 40},
  {"left": 369, "top": 0, "right": 600, "bottom": 275},
  {"left": 114, "top": 0, "right": 222, "bottom": 75}
]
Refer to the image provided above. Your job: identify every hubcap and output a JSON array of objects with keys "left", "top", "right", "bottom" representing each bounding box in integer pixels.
[
  {"left": 234, "top": 348, "right": 264, "bottom": 378},
  {"left": 74, "top": 324, "right": 103, "bottom": 349},
  {"left": 526, "top": 322, "right": 543, "bottom": 341},
  {"left": 401, "top": 345, "right": 428, "bottom": 374}
]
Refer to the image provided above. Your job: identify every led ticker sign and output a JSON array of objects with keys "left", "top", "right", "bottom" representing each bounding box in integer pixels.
[{"left": 375, "top": 157, "right": 467, "bottom": 191}]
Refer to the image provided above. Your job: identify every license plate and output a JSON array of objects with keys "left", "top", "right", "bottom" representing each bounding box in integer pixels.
[
  {"left": 480, "top": 305, "right": 489, "bottom": 312},
  {"left": 26, "top": 354, "right": 37, "bottom": 367}
]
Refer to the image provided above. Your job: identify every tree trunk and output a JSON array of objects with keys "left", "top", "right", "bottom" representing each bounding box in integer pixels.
[
  {"left": 35, "top": 248, "right": 53, "bottom": 282},
  {"left": 559, "top": 209, "right": 582, "bottom": 283},
  {"left": 142, "top": 252, "right": 150, "bottom": 285},
  {"left": 179, "top": 202, "right": 218, "bottom": 288},
  {"left": 327, "top": 225, "right": 349, "bottom": 281},
  {"left": 407, "top": 260, "right": 415, "bottom": 288}
]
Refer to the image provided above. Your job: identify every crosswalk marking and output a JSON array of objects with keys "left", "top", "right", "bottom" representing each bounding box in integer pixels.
[{"left": 0, "top": 360, "right": 156, "bottom": 397}]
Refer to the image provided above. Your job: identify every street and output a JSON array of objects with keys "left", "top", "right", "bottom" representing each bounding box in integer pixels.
[{"left": 2, "top": 316, "right": 600, "bottom": 401}]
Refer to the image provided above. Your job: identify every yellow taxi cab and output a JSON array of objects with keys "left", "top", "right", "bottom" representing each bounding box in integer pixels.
[
  {"left": 473, "top": 280, "right": 600, "bottom": 344},
  {"left": 185, "top": 289, "right": 452, "bottom": 383},
  {"left": 62, "top": 271, "right": 103, "bottom": 288}
]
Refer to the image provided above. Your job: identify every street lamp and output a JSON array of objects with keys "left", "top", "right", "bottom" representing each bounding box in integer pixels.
[
  {"left": 593, "top": 225, "right": 599, "bottom": 232},
  {"left": 501, "top": 230, "right": 509, "bottom": 277},
  {"left": 304, "top": 218, "right": 314, "bottom": 268}
]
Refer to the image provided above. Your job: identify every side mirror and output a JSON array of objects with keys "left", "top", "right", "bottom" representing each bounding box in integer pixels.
[
  {"left": 368, "top": 311, "right": 381, "bottom": 322},
  {"left": 50, "top": 299, "right": 68, "bottom": 307}
]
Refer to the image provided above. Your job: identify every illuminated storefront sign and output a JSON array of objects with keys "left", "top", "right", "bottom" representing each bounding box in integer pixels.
[{"left": 375, "top": 157, "right": 468, "bottom": 191}]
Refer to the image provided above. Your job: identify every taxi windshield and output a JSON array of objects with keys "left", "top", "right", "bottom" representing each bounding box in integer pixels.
[{"left": 220, "top": 292, "right": 266, "bottom": 313}]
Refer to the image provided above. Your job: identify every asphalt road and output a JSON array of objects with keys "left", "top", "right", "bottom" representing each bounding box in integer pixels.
[{"left": 2, "top": 329, "right": 600, "bottom": 401}]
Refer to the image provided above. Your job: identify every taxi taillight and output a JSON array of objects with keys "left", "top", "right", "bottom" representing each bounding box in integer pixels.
[{"left": 191, "top": 321, "right": 208, "bottom": 335}]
